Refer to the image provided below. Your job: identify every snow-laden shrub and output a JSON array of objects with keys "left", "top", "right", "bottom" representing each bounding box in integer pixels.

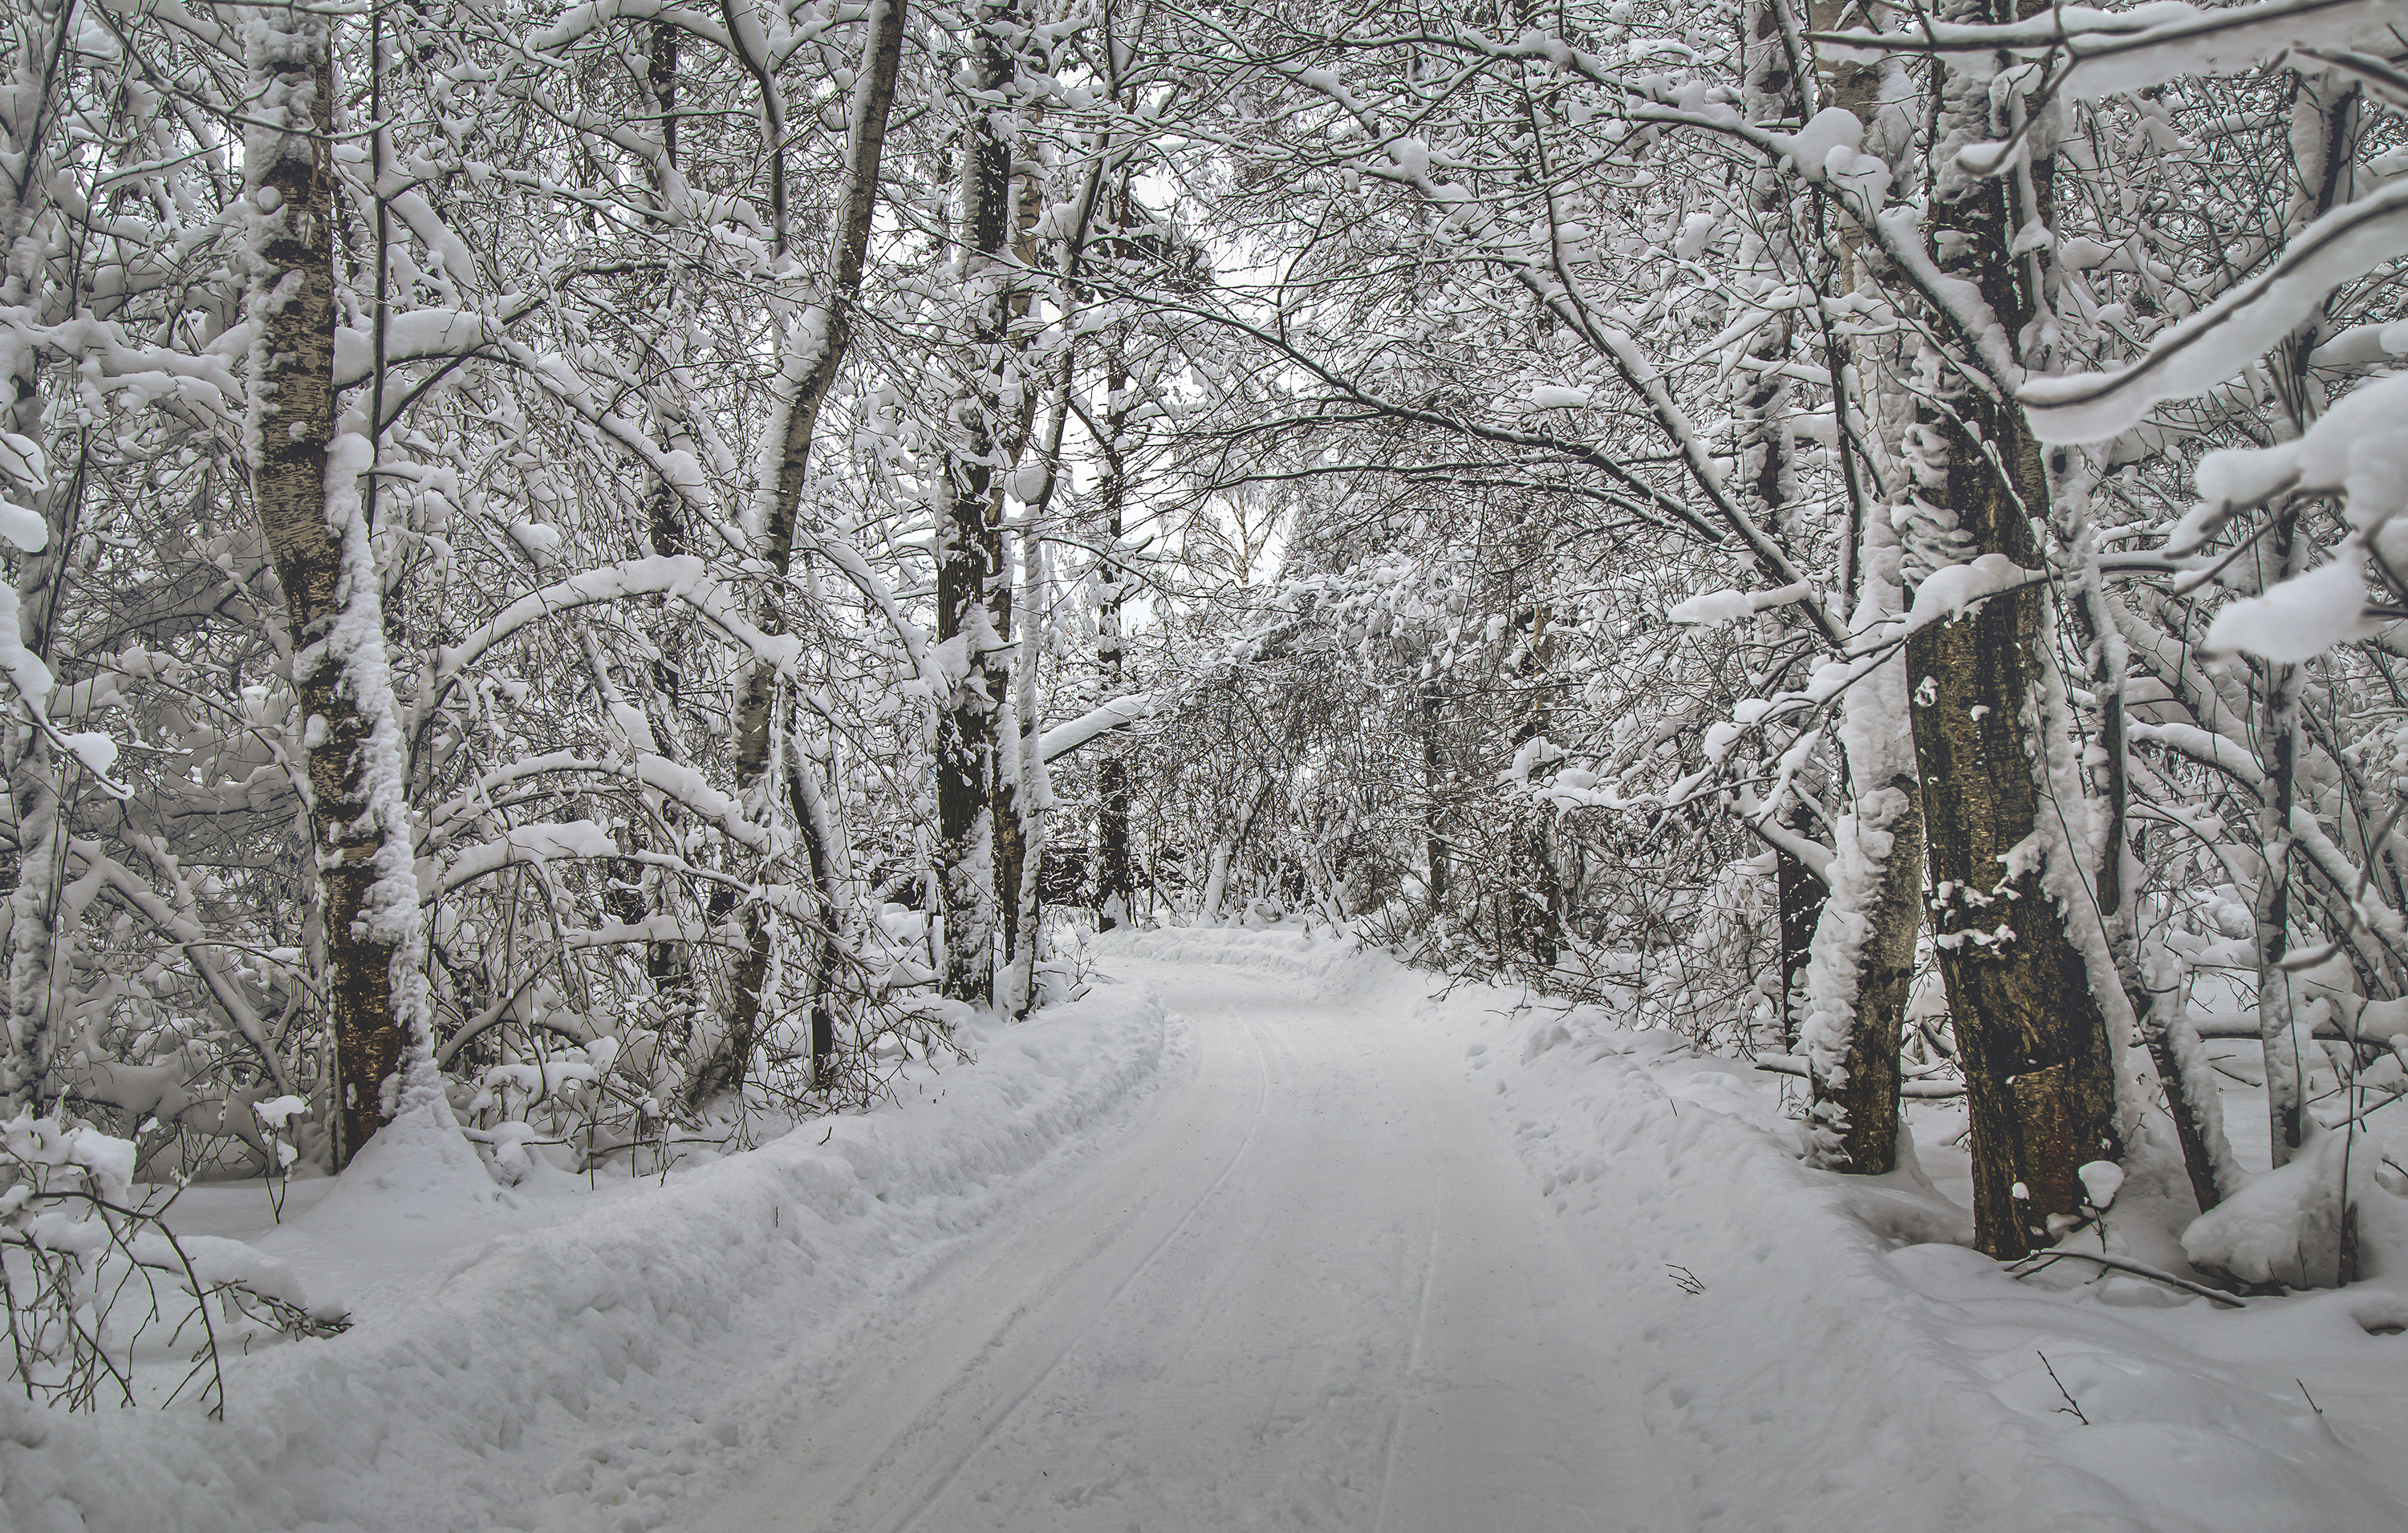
[
  {"left": 2184, "top": 1122, "right": 2402, "bottom": 1290},
  {"left": 1, "top": 1114, "right": 346, "bottom": 1415}
]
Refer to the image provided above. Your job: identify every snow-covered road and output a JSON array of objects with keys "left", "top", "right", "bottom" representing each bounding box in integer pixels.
[
  {"left": 32, "top": 930, "right": 2408, "bottom": 1533},
  {"left": 684, "top": 956, "right": 1689, "bottom": 1533}
]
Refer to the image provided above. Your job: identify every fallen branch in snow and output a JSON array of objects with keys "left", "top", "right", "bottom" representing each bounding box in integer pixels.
[{"left": 2010, "top": 1249, "right": 2250, "bottom": 1308}]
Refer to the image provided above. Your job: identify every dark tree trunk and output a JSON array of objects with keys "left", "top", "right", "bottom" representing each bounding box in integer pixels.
[
  {"left": 1774, "top": 811, "right": 1821, "bottom": 1053},
  {"left": 1420, "top": 675, "right": 1448, "bottom": 912},
  {"left": 1091, "top": 322, "right": 1136, "bottom": 930},
  {"left": 688, "top": 0, "right": 904, "bottom": 1105},
  {"left": 2253, "top": 501, "right": 2308, "bottom": 1166},
  {"left": 1901, "top": 0, "right": 2121, "bottom": 1255},
  {"left": 936, "top": 0, "right": 1021, "bottom": 1005}
]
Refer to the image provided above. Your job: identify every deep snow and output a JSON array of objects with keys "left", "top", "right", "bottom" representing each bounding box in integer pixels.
[{"left": 6, "top": 927, "right": 2407, "bottom": 1532}]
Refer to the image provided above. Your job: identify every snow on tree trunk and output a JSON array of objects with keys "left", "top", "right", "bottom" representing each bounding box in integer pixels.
[
  {"left": 786, "top": 735, "right": 844, "bottom": 1081},
  {"left": 988, "top": 152, "right": 1047, "bottom": 1009},
  {"left": 691, "top": 0, "right": 907, "bottom": 1105},
  {"left": 1005, "top": 521, "right": 1050, "bottom": 1017},
  {"left": 2061, "top": 466, "right": 2234, "bottom": 1213},
  {"left": 242, "top": 8, "right": 435, "bottom": 1166},
  {"left": 2250, "top": 69, "right": 2362, "bottom": 1174},
  {"left": 1898, "top": 0, "right": 2121, "bottom": 1258},
  {"left": 1091, "top": 326, "right": 1137, "bottom": 931},
  {"left": 1200, "top": 841, "right": 1231, "bottom": 927},
  {"left": 0, "top": 0, "right": 70, "bottom": 1117},
  {"left": 1735, "top": 2, "right": 1833, "bottom": 1069},
  {"left": 1799, "top": 510, "right": 1924, "bottom": 1174},
  {"left": 934, "top": 0, "right": 1023, "bottom": 1008}
]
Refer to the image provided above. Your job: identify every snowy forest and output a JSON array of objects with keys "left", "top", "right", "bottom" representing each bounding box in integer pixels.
[{"left": 6, "top": 0, "right": 2408, "bottom": 1524}]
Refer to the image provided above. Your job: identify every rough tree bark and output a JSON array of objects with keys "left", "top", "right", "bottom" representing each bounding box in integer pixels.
[
  {"left": 245, "top": 10, "right": 418, "bottom": 1166},
  {"left": 1090, "top": 311, "right": 1138, "bottom": 931},
  {"left": 1898, "top": 0, "right": 2121, "bottom": 1255},
  {"left": 934, "top": 0, "right": 1025, "bottom": 1006},
  {"left": 1791, "top": 0, "right": 1926, "bottom": 1174},
  {"left": 0, "top": 2, "right": 69, "bottom": 1115}
]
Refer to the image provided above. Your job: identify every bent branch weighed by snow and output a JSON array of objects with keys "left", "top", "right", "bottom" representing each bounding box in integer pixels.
[
  {"left": 1816, "top": 0, "right": 2406, "bottom": 100},
  {"left": 2018, "top": 179, "right": 2408, "bottom": 444},
  {"left": 1040, "top": 693, "right": 1153, "bottom": 764}
]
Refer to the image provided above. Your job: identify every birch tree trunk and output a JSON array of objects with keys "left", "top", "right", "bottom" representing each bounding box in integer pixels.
[
  {"left": 1708, "top": 0, "right": 1921, "bottom": 1172},
  {"left": 989, "top": 156, "right": 1047, "bottom": 1008},
  {"left": 245, "top": 10, "right": 428, "bottom": 1166},
  {"left": 0, "top": 0, "right": 69, "bottom": 1114}
]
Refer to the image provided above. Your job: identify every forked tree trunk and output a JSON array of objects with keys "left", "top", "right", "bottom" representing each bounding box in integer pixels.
[{"left": 688, "top": 0, "right": 905, "bottom": 1105}]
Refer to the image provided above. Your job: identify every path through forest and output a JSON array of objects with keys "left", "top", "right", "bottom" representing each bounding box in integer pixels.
[
  {"left": 681, "top": 954, "right": 1689, "bottom": 1533},
  {"left": 19, "top": 931, "right": 2408, "bottom": 1533}
]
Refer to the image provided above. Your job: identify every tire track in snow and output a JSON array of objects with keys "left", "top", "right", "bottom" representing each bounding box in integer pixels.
[
  {"left": 687, "top": 960, "right": 1689, "bottom": 1533},
  {"left": 873, "top": 1012, "right": 1279, "bottom": 1533},
  {"left": 1370, "top": 1222, "right": 1442, "bottom": 1533}
]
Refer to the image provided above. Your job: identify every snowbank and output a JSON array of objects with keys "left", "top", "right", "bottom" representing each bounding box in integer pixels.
[
  {"left": 0, "top": 981, "right": 1177, "bottom": 1533},
  {"left": 1106, "top": 925, "right": 2408, "bottom": 1533}
]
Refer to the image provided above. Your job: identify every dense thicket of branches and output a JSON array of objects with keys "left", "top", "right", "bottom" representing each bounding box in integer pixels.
[{"left": 2, "top": 0, "right": 2405, "bottom": 1289}]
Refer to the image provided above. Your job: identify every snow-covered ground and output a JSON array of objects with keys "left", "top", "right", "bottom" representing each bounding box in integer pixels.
[{"left": 9, "top": 930, "right": 2407, "bottom": 1531}]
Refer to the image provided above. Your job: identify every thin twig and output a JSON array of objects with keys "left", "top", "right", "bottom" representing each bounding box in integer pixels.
[
  {"left": 2038, "top": 1350, "right": 2090, "bottom": 1426},
  {"left": 2012, "top": 1248, "right": 2248, "bottom": 1308}
]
